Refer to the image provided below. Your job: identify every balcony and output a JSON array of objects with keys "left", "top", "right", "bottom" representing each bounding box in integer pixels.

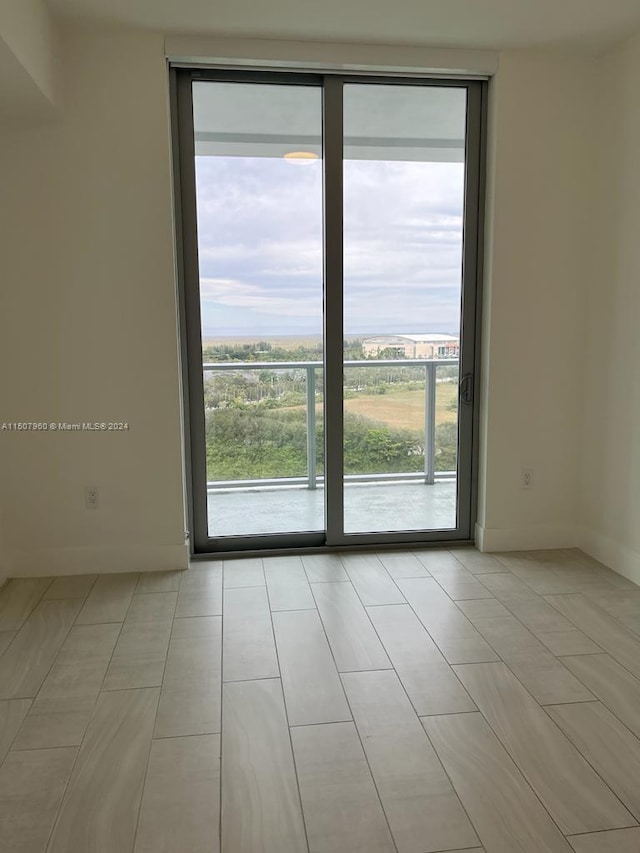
[{"left": 204, "top": 358, "right": 459, "bottom": 537}]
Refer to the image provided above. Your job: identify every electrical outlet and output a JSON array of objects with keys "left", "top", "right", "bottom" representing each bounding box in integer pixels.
[
  {"left": 85, "top": 487, "right": 99, "bottom": 509},
  {"left": 521, "top": 468, "right": 533, "bottom": 490}
]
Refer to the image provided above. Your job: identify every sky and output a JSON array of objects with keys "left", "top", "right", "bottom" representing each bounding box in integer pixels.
[{"left": 195, "top": 153, "right": 465, "bottom": 339}]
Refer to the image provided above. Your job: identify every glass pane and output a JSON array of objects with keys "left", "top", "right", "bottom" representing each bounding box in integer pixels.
[
  {"left": 192, "top": 81, "right": 324, "bottom": 538},
  {"left": 342, "top": 84, "right": 466, "bottom": 533}
]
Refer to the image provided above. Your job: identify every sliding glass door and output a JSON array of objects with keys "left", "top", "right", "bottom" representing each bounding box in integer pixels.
[
  {"left": 190, "top": 79, "right": 325, "bottom": 540},
  {"left": 173, "top": 69, "right": 484, "bottom": 554}
]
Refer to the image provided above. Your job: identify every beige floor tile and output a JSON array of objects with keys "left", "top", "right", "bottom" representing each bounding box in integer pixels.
[
  {"left": 537, "top": 629, "right": 603, "bottom": 656},
  {"left": 562, "top": 552, "right": 638, "bottom": 590},
  {"left": 562, "top": 654, "right": 640, "bottom": 739},
  {"left": 468, "top": 613, "right": 544, "bottom": 656},
  {"left": 495, "top": 550, "right": 574, "bottom": 574},
  {"left": 424, "top": 712, "right": 573, "bottom": 853},
  {"left": 602, "top": 610, "right": 640, "bottom": 636},
  {"left": 312, "top": 582, "right": 391, "bottom": 672},
  {"left": 102, "top": 620, "right": 171, "bottom": 690},
  {"left": 454, "top": 662, "right": 634, "bottom": 833},
  {"left": 546, "top": 594, "right": 640, "bottom": 679},
  {"left": 13, "top": 623, "right": 120, "bottom": 749},
  {"left": 503, "top": 566, "right": 577, "bottom": 595},
  {"left": 75, "top": 573, "right": 139, "bottom": 624},
  {"left": 125, "top": 592, "right": 177, "bottom": 622},
  {"left": 466, "top": 614, "right": 594, "bottom": 703},
  {"left": 171, "top": 615, "right": 220, "bottom": 639},
  {"left": 568, "top": 827, "right": 640, "bottom": 852},
  {"left": 47, "top": 688, "right": 158, "bottom": 853},
  {"left": 43, "top": 575, "right": 97, "bottom": 600},
  {"left": 565, "top": 551, "right": 638, "bottom": 588},
  {"left": 506, "top": 653, "right": 596, "bottom": 705},
  {"left": 448, "top": 548, "right": 508, "bottom": 574},
  {"left": 188, "top": 559, "right": 223, "bottom": 574},
  {"left": 222, "top": 587, "right": 278, "bottom": 682},
  {"left": 378, "top": 551, "right": 430, "bottom": 578},
  {"left": 2, "top": 556, "right": 636, "bottom": 853},
  {"left": 175, "top": 564, "right": 222, "bottom": 618},
  {"left": 396, "top": 578, "right": 499, "bottom": 664},
  {"left": 342, "top": 670, "right": 479, "bottom": 853},
  {"left": 415, "top": 550, "right": 467, "bottom": 574},
  {"left": 14, "top": 696, "right": 98, "bottom": 750},
  {"left": 505, "top": 598, "right": 603, "bottom": 654},
  {"left": 42, "top": 655, "right": 114, "bottom": 699},
  {"left": 134, "top": 734, "right": 220, "bottom": 853},
  {"left": 273, "top": 609, "right": 351, "bottom": 726},
  {"left": 0, "top": 599, "right": 81, "bottom": 699},
  {"left": 581, "top": 589, "right": 640, "bottom": 615},
  {"left": 0, "top": 578, "right": 52, "bottom": 631},
  {"left": 154, "top": 624, "right": 222, "bottom": 738},
  {"left": 0, "top": 631, "right": 15, "bottom": 656},
  {"left": 48, "top": 688, "right": 159, "bottom": 853},
  {"left": 341, "top": 553, "right": 405, "bottom": 606},
  {"left": 477, "top": 572, "right": 539, "bottom": 601},
  {"left": 427, "top": 561, "right": 495, "bottom": 601},
  {"left": 291, "top": 721, "right": 395, "bottom": 853},
  {"left": 0, "top": 746, "right": 77, "bottom": 853},
  {"left": 561, "top": 576, "right": 639, "bottom": 596},
  {"left": 0, "top": 699, "right": 31, "bottom": 762},
  {"left": 38, "top": 658, "right": 107, "bottom": 700},
  {"left": 507, "top": 596, "right": 585, "bottom": 633},
  {"left": 222, "top": 679, "right": 306, "bottom": 853},
  {"left": 56, "top": 623, "right": 122, "bottom": 664},
  {"left": 175, "top": 588, "right": 222, "bottom": 618},
  {"left": 135, "top": 570, "right": 183, "bottom": 594},
  {"left": 264, "top": 556, "right": 315, "bottom": 610},
  {"left": 501, "top": 551, "right": 625, "bottom": 596},
  {"left": 455, "top": 598, "right": 511, "bottom": 619},
  {"left": 548, "top": 701, "right": 640, "bottom": 821},
  {"left": 302, "top": 553, "right": 349, "bottom": 583},
  {"left": 367, "top": 604, "right": 475, "bottom": 715},
  {"left": 222, "top": 557, "right": 264, "bottom": 588}
]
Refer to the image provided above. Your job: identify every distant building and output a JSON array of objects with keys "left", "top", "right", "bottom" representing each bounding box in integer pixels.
[{"left": 362, "top": 334, "right": 460, "bottom": 359}]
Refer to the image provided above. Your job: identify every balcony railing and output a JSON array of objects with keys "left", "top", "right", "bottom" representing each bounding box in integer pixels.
[{"left": 203, "top": 357, "right": 459, "bottom": 491}]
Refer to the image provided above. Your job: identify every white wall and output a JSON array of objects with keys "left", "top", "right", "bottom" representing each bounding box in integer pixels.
[
  {"left": 0, "top": 490, "right": 6, "bottom": 588},
  {"left": 0, "top": 26, "right": 188, "bottom": 575},
  {"left": 579, "top": 30, "right": 640, "bottom": 583},
  {"left": 0, "top": 23, "right": 622, "bottom": 575},
  {"left": 0, "top": 0, "right": 59, "bottom": 115},
  {"left": 476, "top": 51, "right": 597, "bottom": 551}
]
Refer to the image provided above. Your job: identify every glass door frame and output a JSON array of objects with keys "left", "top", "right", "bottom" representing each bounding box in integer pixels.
[{"left": 170, "top": 66, "right": 486, "bottom": 556}]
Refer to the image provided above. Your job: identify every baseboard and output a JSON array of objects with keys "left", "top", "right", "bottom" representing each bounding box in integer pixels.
[
  {"left": 577, "top": 527, "right": 640, "bottom": 587},
  {"left": 5, "top": 543, "right": 189, "bottom": 577},
  {"left": 475, "top": 522, "right": 580, "bottom": 553}
]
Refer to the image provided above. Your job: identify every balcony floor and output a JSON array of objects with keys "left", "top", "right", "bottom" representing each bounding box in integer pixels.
[{"left": 207, "top": 479, "right": 457, "bottom": 537}]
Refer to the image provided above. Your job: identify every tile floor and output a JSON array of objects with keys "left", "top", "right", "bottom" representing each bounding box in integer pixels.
[{"left": 1, "top": 548, "right": 640, "bottom": 852}]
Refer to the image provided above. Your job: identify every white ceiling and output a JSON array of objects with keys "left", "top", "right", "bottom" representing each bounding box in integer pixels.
[{"left": 45, "top": 0, "right": 640, "bottom": 53}]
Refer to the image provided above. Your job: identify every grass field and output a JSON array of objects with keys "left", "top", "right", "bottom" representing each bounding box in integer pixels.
[
  {"left": 344, "top": 383, "right": 457, "bottom": 430},
  {"left": 286, "top": 383, "right": 458, "bottom": 431}
]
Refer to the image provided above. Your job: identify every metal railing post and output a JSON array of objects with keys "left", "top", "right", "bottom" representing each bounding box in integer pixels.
[
  {"left": 306, "top": 365, "right": 317, "bottom": 490},
  {"left": 424, "top": 362, "right": 436, "bottom": 485}
]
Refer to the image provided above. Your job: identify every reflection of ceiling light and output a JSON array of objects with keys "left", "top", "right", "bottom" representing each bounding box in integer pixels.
[{"left": 283, "top": 151, "right": 319, "bottom": 165}]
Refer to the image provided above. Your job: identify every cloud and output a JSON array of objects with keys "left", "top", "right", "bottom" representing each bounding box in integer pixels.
[
  {"left": 195, "top": 154, "right": 465, "bottom": 335},
  {"left": 200, "top": 277, "right": 320, "bottom": 318}
]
